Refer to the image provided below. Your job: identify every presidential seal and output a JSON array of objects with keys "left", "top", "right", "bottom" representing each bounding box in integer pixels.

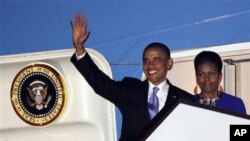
[{"left": 10, "top": 62, "right": 67, "bottom": 126}]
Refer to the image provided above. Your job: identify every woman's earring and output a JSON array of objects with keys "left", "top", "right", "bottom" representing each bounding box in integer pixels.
[
  {"left": 219, "top": 85, "right": 224, "bottom": 93},
  {"left": 193, "top": 85, "right": 198, "bottom": 94}
]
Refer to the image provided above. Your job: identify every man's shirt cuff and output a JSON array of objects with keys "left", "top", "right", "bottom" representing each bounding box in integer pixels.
[{"left": 76, "top": 51, "right": 86, "bottom": 61}]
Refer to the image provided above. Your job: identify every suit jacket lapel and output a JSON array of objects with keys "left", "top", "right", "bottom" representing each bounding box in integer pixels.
[
  {"left": 163, "top": 79, "right": 179, "bottom": 109},
  {"left": 142, "top": 80, "right": 151, "bottom": 120}
]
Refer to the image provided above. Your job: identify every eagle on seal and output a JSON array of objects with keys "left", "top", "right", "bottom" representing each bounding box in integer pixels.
[{"left": 27, "top": 80, "right": 51, "bottom": 110}]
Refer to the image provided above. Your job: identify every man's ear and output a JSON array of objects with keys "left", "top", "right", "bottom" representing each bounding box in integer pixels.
[
  {"left": 167, "top": 58, "right": 173, "bottom": 70},
  {"left": 219, "top": 72, "right": 223, "bottom": 83}
]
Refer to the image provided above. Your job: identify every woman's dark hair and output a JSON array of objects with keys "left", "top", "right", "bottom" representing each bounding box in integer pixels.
[
  {"left": 194, "top": 51, "right": 223, "bottom": 73},
  {"left": 143, "top": 42, "right": 171, "bottom": 59}
]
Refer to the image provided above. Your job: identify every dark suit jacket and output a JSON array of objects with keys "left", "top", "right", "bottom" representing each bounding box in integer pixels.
[{"left": 71, "top": 52, "right": 194, "bottom": 141}]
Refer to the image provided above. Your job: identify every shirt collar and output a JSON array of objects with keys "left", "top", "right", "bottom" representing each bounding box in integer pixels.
[{"left": 148, "top": 80, "right": 168, "bottom": 92}]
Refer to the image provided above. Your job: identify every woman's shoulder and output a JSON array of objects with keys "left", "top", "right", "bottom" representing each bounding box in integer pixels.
[
  {"left": 220, "top": 92, "right": 243, "bottom": 103},
  {"left": 219, "top": 92, "right": 246, "bottom": 114}
]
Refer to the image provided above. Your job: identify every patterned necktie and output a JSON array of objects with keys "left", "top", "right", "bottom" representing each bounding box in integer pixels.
[{"left": 148, "top": 87, "right": 159, "bottom": 119}]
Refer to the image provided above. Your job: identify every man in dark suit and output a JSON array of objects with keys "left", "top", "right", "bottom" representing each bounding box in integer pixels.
[{"left": 70, "top": 13, "right": 194, "bottom": 141}]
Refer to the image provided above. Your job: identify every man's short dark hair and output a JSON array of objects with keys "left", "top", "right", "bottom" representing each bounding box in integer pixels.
[{"left": 143, "top": 42, "right": 171, "bottom": 60}]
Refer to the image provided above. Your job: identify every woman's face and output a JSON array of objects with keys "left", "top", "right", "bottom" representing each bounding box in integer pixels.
[
  {"left": 143, "top": 48, "right": 172, "bottom": 85},
  {"left": 196, "top": 62, "right": 222, "bottom": 95}
]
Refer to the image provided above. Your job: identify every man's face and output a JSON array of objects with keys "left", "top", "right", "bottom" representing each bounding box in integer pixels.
[{"left": 143, "top": 47, "right": 172, "bottom": 85}]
